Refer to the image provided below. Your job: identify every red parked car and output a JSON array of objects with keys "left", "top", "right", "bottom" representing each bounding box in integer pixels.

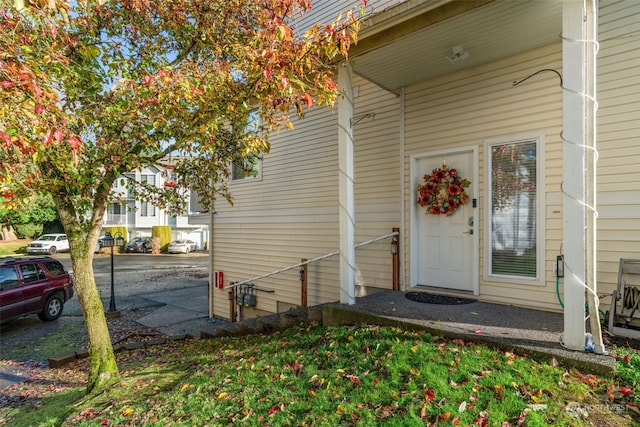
[{"left": 0, "top": 256, "right": 74, "bottom": 323}]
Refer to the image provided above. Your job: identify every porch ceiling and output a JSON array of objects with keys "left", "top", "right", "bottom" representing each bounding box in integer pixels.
[{"left": 351, "top": 0, "right": 563, "bottom": 93}]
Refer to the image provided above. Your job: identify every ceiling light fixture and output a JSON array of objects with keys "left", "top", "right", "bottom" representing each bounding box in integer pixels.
[{"left": 447, "top": 45, "right": 469, "bottom": 64}]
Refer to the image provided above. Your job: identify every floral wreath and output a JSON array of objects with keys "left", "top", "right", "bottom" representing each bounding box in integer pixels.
[{"left": 417, "top": 163, "right": 470, "bottom": 216}]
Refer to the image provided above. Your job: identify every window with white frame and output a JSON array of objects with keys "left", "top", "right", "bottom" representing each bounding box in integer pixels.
[
  {"left": 231, "top": 155, "right": 261, "bottom": 181},
  {"left": 140, "top": 174, "right": 156, "bottom": 186},
  {"left": 106, "top": 203, "right": 122, "bottom": 215},
  {"left": 140, "top": 201, "right": 156, "bottom": 217},
  {"left": 488, "top": 139, "right": 539, "bottom": 279},
  {"left": 231, "top": 110, "right": 262, "bottom": 181}
]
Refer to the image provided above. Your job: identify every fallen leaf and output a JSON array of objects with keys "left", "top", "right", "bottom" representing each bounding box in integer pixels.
[
  {"left": 619, "top": 387, "right": 633, "bottom": 396},
  {"left": 459, "top": 401, "right": 467, "bottom": 413}
]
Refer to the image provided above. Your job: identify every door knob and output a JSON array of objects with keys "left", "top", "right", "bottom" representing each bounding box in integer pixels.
[{"left": 463, "top": 229, "right": 474, "bottom": 235}]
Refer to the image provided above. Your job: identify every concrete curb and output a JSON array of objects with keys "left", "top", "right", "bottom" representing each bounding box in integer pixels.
[{"left": 47, "top": 334, "right": 191, "bottom": 368}]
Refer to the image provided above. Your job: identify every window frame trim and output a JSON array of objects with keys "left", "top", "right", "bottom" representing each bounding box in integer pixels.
[
  {"left": 484, "top": 133, "right": 546, "bottom": 286},
  {"left": 230, "top": 109, "right": 263, "bottom": 183},
  {"left": 230, "top": 155, "right": 263, "bottom": 182}
]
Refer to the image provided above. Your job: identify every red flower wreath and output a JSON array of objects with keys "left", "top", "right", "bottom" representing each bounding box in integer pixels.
[{"left": 417, "top": 163, "right": 470, "bottom": 216}]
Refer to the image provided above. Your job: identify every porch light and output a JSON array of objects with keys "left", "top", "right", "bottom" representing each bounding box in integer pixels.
[
  {"left": 447, "top": 45, "right": 469, "bottom": 64},
  {"left": 391, "top": 236, "right": 399, "bottom": 254}
]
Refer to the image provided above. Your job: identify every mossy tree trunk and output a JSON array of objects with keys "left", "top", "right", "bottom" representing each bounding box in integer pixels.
[{"left": 54, "top": 194, "right": 119, "bottom": 394}]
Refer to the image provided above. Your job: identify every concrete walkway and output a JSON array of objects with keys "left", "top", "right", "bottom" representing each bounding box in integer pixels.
[{"left": 134, "top": 285, "right": 214, "bottom": 337}]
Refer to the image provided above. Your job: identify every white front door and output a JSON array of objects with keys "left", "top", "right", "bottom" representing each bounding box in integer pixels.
[{"left": 414, "top": 150, "right": 476, "bottom": 291}]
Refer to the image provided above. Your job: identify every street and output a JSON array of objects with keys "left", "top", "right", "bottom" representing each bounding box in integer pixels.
[
  {"left": 56, "top": 252, "right": 210, "bottom": 315},
  {"left": 0, "top": 252, "right": 211, "bottom": 345}
]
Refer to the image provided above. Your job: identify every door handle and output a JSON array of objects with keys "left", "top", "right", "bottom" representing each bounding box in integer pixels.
[{"left": 463, "top": 229, "right": 474, "bottom": 235}]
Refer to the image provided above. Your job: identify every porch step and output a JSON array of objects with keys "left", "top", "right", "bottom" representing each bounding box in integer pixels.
[{"left": 200, "top": 305, "right": 324, "bottom": 339}]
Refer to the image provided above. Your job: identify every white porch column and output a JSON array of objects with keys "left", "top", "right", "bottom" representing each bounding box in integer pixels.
[
  {"left": 562, "top": 0, "right": 597, "bottom": 351},
  {"left": 337, "top": 63, "right": 356, "bottom": 305}
]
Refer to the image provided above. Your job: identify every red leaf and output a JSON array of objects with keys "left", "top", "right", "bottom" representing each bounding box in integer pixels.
[
  {"left": 302, "top": 93, "right": 313, "bottom": 107},
  {"left": 426, "top": 389, "right": 435, "bottom": 402},
  {"left": 619, "top": 387, "right": 633, "bottom": 396},
  {"left": 44, "top": 130, "right": 53, "bottom": 146},
  {"left": 1, "top": 80, "right": 14, "bottom": 89},
  {"left": 268, "top": 405, "right": 279, "bottom": 414},
  {"left": 68, "top": 136, "right": 81, "bottom": 150}
]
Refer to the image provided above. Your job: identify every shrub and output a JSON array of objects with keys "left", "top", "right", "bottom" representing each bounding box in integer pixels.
[
  {"left": 13, "top": 222, "right": 43, "bottom": 239},
  {"left": 152, "top": 225, "right": 172, "bottom": 253}
]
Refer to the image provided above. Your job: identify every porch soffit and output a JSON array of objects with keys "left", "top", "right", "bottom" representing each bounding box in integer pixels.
[{"left": 350, "top": 0, "right": 562, "bottom": 93}]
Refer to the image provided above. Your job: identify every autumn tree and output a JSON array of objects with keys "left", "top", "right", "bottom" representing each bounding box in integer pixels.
[{"left": 0, "top": 0, "right": 361, "bottom": 393}]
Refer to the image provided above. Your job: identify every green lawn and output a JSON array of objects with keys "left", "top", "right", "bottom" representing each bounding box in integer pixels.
[
  {"left": 0, "top": 240, "right": 29, "bottom": 256},
  {"left": 1, "top": 324, "right": 638, "bottom": 426}
]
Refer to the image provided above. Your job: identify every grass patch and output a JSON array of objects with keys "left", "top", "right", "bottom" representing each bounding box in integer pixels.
[
  {"left": 1, "top": 321, "right": 87, "bottom": 361},
  {"left": 0, "top": 240, "right": 29, "bottom": 256},
  {"left": 1, "top": 324, "right": 637, "bottom": 426}
]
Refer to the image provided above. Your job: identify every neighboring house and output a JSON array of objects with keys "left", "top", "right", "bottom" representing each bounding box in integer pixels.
[
  {"left": 207, "top": 0, "right": 639, "bottom": 350},
  {"left": 104, "top": 165, "right": 209, "bottom": 249}
]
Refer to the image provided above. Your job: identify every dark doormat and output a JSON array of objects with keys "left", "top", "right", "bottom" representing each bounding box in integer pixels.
[{"left": 406, "top": 291, "right": 476, "bottom": 305}]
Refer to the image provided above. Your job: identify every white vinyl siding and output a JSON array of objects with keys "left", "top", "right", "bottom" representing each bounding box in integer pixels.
[
  {"left": 353, "top": 78, "right": 402, "bottom": 289},
  {"left": 211, "top": 76, "right": 401, "bottom": 319},
  {"left": 404, "top": 43, "right": 560, "bottom": 310},
  {"left": 594, "top": 0, "right": 640, "bottom": 294},
  {"left": 299, "top": 0, "right": 403, "bottom": 30},
  {"left": 212, "top": 104, "right": 340, "bottom": 318}
]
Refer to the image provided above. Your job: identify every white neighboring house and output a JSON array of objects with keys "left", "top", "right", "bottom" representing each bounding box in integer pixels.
[{"left": 104, "top": 165, "right": 209, "bottom": 249}]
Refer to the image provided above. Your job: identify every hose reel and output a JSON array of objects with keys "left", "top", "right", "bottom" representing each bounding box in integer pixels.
[
  {"left": 622, "top": 283, "right": 640, "bottom": 310},
  {"left": 608, "top": 260, "right": 640, "bottom": 339}
]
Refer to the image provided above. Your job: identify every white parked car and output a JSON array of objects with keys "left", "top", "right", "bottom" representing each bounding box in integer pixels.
[
  {"left": 167, "top": 240, "right": 197, "bottom": 254},
  {"left": 27, "top": 234, "right": 70, "bottom": 255}
]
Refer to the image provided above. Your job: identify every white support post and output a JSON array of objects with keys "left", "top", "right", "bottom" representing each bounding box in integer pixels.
[
  {"left": 562, "top": 0, "right": 588, "bottom": 351},
  {"left": 337, "top": 63, "right": 356, "bottom": 305}
]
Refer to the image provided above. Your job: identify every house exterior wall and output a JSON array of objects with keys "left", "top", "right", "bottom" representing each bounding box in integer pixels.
[
  {"left": 299, "top": 0, "right": 404, "bottom": 29},
  {"left": 211, "top": 106, "right": 340, "bottom": 318},
  {"left": 211, "top": 76, "right": 400, "bottom": 319},
  {"left": 210, "top": 0, "right": 639, "bottom": 320},
  {"left": 404, "top": 43, "right": 563, "bottom": 311},
  {"left": 595, "top": 0, "right": 640, "bottom": 293}
]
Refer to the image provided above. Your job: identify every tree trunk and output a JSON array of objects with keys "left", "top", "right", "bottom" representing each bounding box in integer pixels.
[
  {"left": 55, "top": 199, "right": 119, "bottom": 394},
  {"left": 1, "top": 224, "right": 17, "bottom": 241},
  {"left": 70, "top": 245, "right": 120, "bottom": 393}
]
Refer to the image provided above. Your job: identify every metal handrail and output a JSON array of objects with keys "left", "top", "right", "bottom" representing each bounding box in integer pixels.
[{"left": 226, "top": 231, "right": 399, "bottom": 289}]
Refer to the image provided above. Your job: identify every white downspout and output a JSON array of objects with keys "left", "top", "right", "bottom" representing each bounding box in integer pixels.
[
  {"left": 338, "top": 63, "right": 356, "bottom": 305},
  {"left": 562, "top": 0, "right": 603, "bottom": 353},
  {"left": 399, "top": 87, "right": 406, "bottom": 291}
]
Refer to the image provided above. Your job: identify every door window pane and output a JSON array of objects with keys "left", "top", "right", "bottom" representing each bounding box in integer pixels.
[
  {"left": 0, "top": 266, "right": 19, "bottom": 290},
  {"left": 489, "top": 140, "right": 538, "bottom": 278}
]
